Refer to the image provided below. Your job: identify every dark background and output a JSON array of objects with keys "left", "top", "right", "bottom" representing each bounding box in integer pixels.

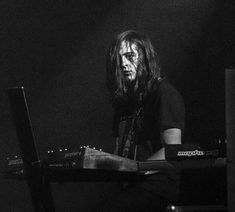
[{"left": 0, "top": 0, "right": 234, "bottom": 211}]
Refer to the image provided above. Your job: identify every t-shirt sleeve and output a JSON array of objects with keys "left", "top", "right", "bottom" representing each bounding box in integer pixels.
[{"left": 156, "top": 82, "right": 185, "bottom": 132}]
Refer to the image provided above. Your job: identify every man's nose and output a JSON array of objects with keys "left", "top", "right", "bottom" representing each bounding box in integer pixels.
[{"left": 121, "top": 57, "right": 128, "bottom": 68}]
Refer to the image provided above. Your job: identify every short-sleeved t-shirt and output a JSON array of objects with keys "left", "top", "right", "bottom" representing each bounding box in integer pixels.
[{"left": 113, "top": 78, "right": 185, "bottom": 161}]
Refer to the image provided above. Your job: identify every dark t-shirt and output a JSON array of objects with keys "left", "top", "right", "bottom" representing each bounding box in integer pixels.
[
  {"left": 113, "top": 78, "right": 185, "bottom": 161},
  {"left": 101, "top": 79, "right": 186, "bottom": 207}
]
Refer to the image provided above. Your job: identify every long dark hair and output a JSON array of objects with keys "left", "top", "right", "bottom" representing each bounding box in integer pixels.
[{"left": 106, "top": 30, "right": 161, "bottom": 105}]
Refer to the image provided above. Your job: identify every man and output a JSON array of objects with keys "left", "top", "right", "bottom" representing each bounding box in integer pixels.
[{"left": 102, "top": 30, "right": 185, "bottom": 211}]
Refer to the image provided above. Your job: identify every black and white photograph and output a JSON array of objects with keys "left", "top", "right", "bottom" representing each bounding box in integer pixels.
[{"left": 0, "top": 0, "right": 234, "bottom": 211}]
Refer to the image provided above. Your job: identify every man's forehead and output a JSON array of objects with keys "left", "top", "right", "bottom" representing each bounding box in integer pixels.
[{"left": 119, "top": 41, "right": 138, "bottom": 54}]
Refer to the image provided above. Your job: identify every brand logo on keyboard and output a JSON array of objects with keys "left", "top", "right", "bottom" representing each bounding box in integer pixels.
[{"left": 177, "top": 149, "right": 219, "bottom": 157}]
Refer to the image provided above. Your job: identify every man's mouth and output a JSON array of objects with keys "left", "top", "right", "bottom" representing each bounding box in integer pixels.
[{"left": 123, "top": 70, "right": 132, "bottom": 76}]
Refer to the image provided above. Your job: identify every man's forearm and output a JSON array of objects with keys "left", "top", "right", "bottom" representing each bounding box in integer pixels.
[
  {"left": 147, "top": 128, "right": 182, "bottom": 161},
  {"left": 147, "top": 147, "right": 166, "bottom": 160}
]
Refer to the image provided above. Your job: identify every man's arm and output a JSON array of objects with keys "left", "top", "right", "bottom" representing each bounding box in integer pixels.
[{"left": 147, "top": 128, "right": 181, "bottom": 161}]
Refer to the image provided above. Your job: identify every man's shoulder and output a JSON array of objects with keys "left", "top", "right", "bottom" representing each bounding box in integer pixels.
[
  {"left": 151, "top": 78, "right": 179, "bottom": 95},
  {"left": 148, "top": 78, "right": 184, "bottom": 108}
]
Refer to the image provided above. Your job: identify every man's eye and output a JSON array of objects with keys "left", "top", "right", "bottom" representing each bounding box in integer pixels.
[{"left": 126, "top": 53, "right": 134, "bottom": 60}]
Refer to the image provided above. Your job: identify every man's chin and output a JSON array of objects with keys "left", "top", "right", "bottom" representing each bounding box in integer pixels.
[
  {"left": 125, "top": 77, "right": 134, "bottom": 83},
  {"left": 124, "top": 77, "right": 137, "bottom": 86},
  {"left": 124, "top": 75, "right": 136, "bottom": 82}
]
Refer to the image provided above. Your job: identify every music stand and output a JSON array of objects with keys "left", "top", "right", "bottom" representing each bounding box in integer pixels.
[{"left": 8, "top": 87, "right": 55, "bottom": 212}]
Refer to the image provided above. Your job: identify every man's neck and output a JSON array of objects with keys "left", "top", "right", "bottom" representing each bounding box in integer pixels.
[{"left": 125, "top": 79, "right": 138, "bottom": 93}]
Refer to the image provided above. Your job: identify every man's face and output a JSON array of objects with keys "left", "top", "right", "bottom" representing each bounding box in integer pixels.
[{"left": 119, "top": 41, "right": 139, "bottom": 82}]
